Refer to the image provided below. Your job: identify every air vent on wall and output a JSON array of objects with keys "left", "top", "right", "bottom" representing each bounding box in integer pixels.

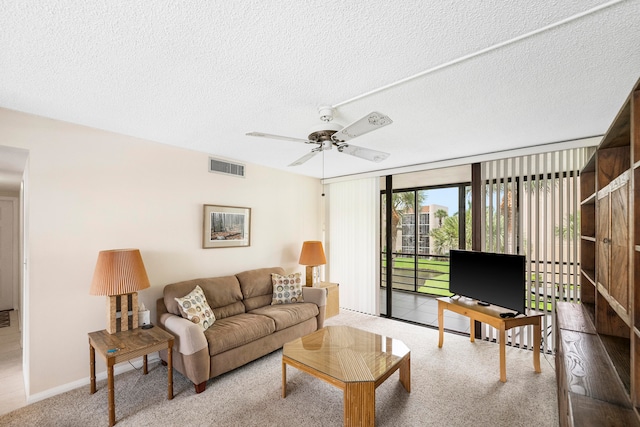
[{"left": 208, "top": 157, "right": 245, "bottom": 178}]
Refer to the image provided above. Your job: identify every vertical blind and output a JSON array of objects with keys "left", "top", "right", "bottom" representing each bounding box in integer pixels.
[
  {"left": 328, "top": 177, "right": 380, "bottom": 315},
  {"left": 480, "top": 146, "right": 595, "bottom": 353}
]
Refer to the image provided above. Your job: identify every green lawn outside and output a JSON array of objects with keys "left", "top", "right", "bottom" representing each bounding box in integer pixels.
[
  {"left": 385, "top": 257, "right": 449, "bottom": 271},
  {"left": 528, "top": 284, "right": 580, "bottom": 312},
  {"left": 418, "top": 274, "right": 453, "bottom": 297},
  {"left": 386, "top": 257, "right": 454, "bottom": 297}
]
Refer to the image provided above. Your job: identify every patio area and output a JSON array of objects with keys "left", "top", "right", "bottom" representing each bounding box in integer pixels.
[{"left": 379, "top": 288, "right": 471, "bottom": 334}]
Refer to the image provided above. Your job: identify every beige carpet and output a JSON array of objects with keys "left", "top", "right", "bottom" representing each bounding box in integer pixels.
[{"left": 0, "top": 310, "right": 558, "bottom": 426}]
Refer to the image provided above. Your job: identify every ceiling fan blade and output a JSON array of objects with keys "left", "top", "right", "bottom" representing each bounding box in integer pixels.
[
  {"left": 288, "top": 151, "right": 319, "bottom": 166},
  {"left": 337, "top": 144, "right": 390, "bottom": 163},
  {"left": 331, "top": 111, "right": 393, "bottom": 142},
  {"left": 246, "top": 132, "right": 310, "bottom": 144}
]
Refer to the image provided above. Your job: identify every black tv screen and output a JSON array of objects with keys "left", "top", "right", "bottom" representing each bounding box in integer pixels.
[{"left": 449, "top": 250, "right": 526, "bottom": 314}]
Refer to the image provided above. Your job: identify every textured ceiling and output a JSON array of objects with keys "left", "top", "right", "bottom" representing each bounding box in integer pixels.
[{"left": 1, "top": 0, "right": 639, "bottom": 186}]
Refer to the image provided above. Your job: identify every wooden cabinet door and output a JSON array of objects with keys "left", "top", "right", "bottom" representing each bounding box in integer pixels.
[{"left": 609, "top": 183, "right": 629, "bottom": 311}]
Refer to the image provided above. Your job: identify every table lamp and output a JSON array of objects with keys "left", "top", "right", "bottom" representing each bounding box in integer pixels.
[
  {"left": 89, "top": 249, "right": 151, "bottom": 334},
  {"left": 298, "top": 241, "right": 326, "bottom": 287}
]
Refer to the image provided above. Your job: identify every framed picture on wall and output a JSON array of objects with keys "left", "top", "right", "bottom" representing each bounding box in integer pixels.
[{"left": 203, "top": 204, "right": 251, "bottom": 248}]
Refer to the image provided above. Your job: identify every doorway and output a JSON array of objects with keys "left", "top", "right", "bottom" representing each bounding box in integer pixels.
[
  {"left": 0, "top": 145, "right": 28, "bottom": 414},
  {"left": 0, "top": 198, "right": 18, "bottom": 311}
]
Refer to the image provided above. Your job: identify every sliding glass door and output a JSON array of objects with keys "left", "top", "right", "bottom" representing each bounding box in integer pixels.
[{"left": 380, "top": 184, "right": 470, "bottom": 327}]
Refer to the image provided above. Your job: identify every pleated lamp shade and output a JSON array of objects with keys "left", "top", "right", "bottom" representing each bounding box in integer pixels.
[
  {"left": 298, "top": 241, "right": 326, "bottom": 266},
  {"left": 90, "top": 249, "right": 150, "bottom": 296}
]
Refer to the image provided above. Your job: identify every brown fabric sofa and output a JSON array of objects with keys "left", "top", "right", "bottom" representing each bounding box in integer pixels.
[{"left": 156, "top": 266, "right": 326, "bottom": 393}]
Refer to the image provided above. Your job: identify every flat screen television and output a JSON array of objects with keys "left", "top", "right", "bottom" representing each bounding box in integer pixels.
[{"left": 449, "top": 250, "right": 526, "bottom": 314}]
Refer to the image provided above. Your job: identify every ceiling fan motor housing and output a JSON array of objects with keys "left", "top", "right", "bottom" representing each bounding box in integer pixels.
[{"left": 308, "top": 122, "right": 342, "bottom": 143}]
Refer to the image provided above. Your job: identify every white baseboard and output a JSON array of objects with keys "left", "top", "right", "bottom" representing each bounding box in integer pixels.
[{"left": 26, "top": 353, "right": 161, "bottom": 405}]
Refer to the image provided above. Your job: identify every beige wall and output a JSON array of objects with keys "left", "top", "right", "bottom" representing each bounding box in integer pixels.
[{"left": 0, "top": 108, "right": 322, "bottom": 397}]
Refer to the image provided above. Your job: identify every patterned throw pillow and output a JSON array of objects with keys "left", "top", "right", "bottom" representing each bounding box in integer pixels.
[
  {"left": 174, "top": 285, "right": 216, "bottom": 331},
  {"left": 271, "top": 272, "right": 304, "bottom": 305}
]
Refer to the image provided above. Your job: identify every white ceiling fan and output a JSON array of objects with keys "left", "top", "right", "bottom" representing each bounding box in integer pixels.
[{"left": 246, "top": 107, "right": 392, "bottom": 166}]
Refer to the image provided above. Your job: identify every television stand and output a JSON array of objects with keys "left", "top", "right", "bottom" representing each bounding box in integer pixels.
[{"left": 437, "top": 296, "right": 543, "bottom": 382}]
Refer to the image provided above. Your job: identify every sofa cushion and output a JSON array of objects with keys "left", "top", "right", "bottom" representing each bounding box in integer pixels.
[
  {"left": 163, "top": 275, "right": 245, "bottom": 320},
  {"left": 249, "top": 303, "right": 319, "bottom": 331},
  {"left": 204, "top": 313, "right": 276, "bottom": 356},
  {"left": 237, "top": 267, "right": 285, "bottom": 311},
  {"left": 271, "top": 272, "right": 304, "bottom": 305},
  {"left": 174, "top": 285, "right": 216, "bottom": 331}
]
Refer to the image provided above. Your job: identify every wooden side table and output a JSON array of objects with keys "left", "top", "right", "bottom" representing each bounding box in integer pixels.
[
  {"left": 88, "top": 326, "right": 174, "bottom": 426},
  {"left": 437, "top": 296, "right": 542, "bottom": 382},
  {"left": 318, "top": 282, "right": 339, "bottom": 318}
]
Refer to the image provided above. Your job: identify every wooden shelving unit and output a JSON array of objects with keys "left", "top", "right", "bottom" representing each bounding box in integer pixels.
[
  {"left": 556, "top": 77, "right": 640, "bottom": 426},
  {"left": 579, "top": 154, "right": 597, "bottom": 310}
]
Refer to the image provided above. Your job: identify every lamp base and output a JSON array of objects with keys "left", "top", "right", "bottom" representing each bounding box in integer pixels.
[
  {"left": 106, "top": 292, "right": 139, "bottom": 334},
  {"left": 305, "top": 265, "right": 321, "bottom": 287}
]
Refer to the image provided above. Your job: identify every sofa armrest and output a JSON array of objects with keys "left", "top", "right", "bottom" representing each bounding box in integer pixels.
[
  {"left": 303, "top": 287, "right": 327, "bottom": 329},
  {"left": 303, "top": 286, "right": 326, "bottom": 307},
  {"left": 159, "top": 313, "right": 208, "bottom": 356}
]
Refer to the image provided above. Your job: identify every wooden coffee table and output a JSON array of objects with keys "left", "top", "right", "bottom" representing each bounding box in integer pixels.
[{"left": 282, "top": 326, "right": 410, "bottom": 427}]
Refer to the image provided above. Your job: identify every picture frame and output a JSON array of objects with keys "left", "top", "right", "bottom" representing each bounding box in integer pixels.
[{"left": 203, "top": 204, "right": 251, "bottom": 248}]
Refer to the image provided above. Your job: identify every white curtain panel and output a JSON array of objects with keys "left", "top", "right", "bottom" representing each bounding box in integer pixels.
[{"left": 328, "top": 177, "right": 380, "bottom": 315}]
